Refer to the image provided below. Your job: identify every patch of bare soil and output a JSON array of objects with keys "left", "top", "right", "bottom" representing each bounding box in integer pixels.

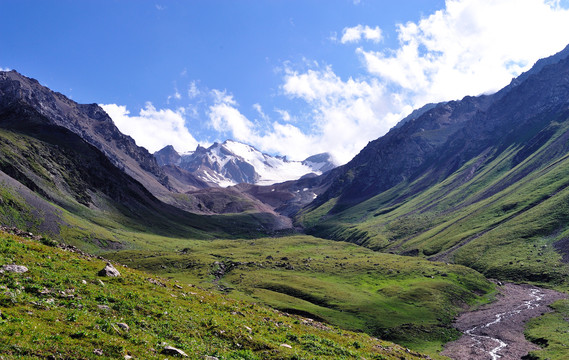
[{"left": 441, "top": 283, "right": 566, "bottom": 360}]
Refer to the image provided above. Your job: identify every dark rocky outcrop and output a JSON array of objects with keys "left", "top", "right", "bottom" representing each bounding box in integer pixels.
[{"left": 0, "top": 71, "right": 171, "bottom": 198}]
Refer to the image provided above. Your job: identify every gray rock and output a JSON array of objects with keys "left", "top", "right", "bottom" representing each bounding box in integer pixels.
[
  {"left": 98, "top": 263, "right": 120, "bottom": 277},
  {"left": 203, "top": 356, "right": 219, "bottom": 360},
  {"left": 1, "top": 265, "right": 28, "bottom": 273},
  {"left": 161, "top": 346, "right": 188, "bottom": 357}
]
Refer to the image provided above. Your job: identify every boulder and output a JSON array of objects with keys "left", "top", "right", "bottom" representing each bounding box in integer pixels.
[
  {"left": 161, "top": 346, "right": 188, "bottom": 357},
  {"left": 98, "top": 263, "right": 121, "bottom": 277}
]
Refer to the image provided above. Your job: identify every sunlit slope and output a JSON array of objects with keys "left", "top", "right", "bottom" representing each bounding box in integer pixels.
[
  {"left": 0, "top": 231, "right": 431, "bottom": 360},
  {"left": 302, "top": 115, "right": 569, "bottom": 283}
]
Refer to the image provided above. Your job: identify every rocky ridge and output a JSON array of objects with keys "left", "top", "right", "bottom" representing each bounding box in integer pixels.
[
  {"left": 0, "top": 71, "right": 174, "bottom": 198},
  {"left": 155, "top": 140, "right": 337, "bottom": 187}
]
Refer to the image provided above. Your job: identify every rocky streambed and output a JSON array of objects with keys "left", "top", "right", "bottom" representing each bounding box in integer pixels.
[{"left": 441, "top": 283, "right": 566, "bottom": 360}]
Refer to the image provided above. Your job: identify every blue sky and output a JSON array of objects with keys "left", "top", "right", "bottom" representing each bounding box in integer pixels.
[{"left": 2, "top": 0, "right": 569, "bottom": 163}]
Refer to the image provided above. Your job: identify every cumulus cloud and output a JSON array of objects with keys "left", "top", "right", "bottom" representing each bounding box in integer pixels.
[
  {"left": 101, "top": 103, "right": 199, "bottom": 153},
  {"left": 341, "top": 25, "right": 382, "bottom": 44},
  {"left": 281, "top": 67, "right": 409, "bottom": 163},
  {"left": 205, "top": 69, "right": 409, "bottom": 164},
  {"left": 209, "top": 92, "right": 257, "bottom": 141},
  {"left": 358, "top": 0, "right": 569, "bottom": 106},
  {"left": 207, "top": 0, "right": 569, "bottom": 164}
]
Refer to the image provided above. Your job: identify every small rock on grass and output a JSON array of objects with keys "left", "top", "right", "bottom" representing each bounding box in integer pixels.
[
  {"left": 161, "top": 346, "right": 188, "bottom": 357},
  {"left": 117, "top": 323, "right": 130, "bottom": 331},
  {"left": 0, "top": 264, "right": 28, "bottom": 273},
  {"left": 280, "top": 344, "right": 292, "bottom": 349},
  {"left": 203, "top": 356, "right": 219, "bottom": 360},
  {"left": 93, "top": 349, "right": 103, "bottom": 356}
]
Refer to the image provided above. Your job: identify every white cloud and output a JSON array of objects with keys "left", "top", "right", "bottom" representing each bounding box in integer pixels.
[
  {"left": 188, "top": 81, "right": 200, "bottom": 98},
  {"left": 358, "top": 0, "right": 569, "bottom": 106},
  {"left": 101, "top": 103, "right": 199, "bottom": 153},
  {"left": 275, "top": 109, "right": 291, "bottom": 122},
  {"left": 341, "top": 25, "right": 382, "bottom": 44},
  {"left": 205, "top": 68, "right": 409, "bottom": 164},
  {"left": 281, "top": 66, "right": 409, "bottom": 163},
  {"left": 209, "top": 94, "right": 256, "bottom": 141},
  {"left": 167, "top": 87, "right": 182, "bottom": 104},
  {"left": 0, "top": 67, "right": 10, "bottom": 71},
  {"left": 252, "top": 103, "right": 269, "bottom": 121}
]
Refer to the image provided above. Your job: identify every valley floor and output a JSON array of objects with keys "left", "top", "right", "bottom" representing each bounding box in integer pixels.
[{"left": 441, "top": 283, "right": 566, "bottom": 360}]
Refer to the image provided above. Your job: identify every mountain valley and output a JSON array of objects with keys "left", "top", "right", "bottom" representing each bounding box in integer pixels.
[{"left": 2, "top": 44, "right": 569, "bottom": 359}]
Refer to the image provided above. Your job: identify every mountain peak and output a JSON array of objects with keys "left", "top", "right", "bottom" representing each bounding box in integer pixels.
[
  {"left": 155, "top": 139, "right": 337, "bottom": 187},
  {"left": 154, "top": 145, "right": 181, "bottom": 166}
]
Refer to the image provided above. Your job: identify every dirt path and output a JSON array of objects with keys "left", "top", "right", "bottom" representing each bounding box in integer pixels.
[{"left": 441, "top": 283, "right": 566, "bottom": 360}]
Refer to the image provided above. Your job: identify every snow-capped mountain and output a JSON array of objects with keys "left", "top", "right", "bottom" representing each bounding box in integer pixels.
[{"left": 154, "top": 140, "right": 337, "bottom": 187}]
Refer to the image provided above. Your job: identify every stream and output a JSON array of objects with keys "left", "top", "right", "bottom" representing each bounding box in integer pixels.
[{"left": 441, "top": 283, "right": 566, "bottom": 360}]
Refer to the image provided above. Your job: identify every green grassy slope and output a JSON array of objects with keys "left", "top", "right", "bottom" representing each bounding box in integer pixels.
[
  {"left": 301, "top": 118, "right": 569, "bottom": 285},
  {"left": 0, "top": 230, "right": 431, "bottom": 360},
  {"left": 107, "top": 235, "right": 494, "bottom": 356},
  {"left": 524, "top": 298, "right": 569, "bottom": 360},
  {"left": 0, "top": 127, "right": 286, "bottom": 245}
]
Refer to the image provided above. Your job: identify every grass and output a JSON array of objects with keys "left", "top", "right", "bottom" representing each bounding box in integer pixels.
[
  {"left": 524, "top": 299, "right": 569, "bottom": 360},
  {"left": 0, "top": 230, "right": 430, "bottom": 360},
  {"left": 0, "top": 182, "right": 37, "bottom": 230},
  {"left": 106, "top": 235, "right": 495, "bottom": 356}
]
